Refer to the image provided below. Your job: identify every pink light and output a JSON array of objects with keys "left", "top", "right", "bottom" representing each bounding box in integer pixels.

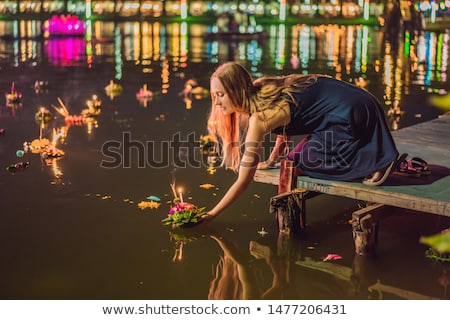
[{"left": 43, "top": 14, "right": 86, "bottom": 36}]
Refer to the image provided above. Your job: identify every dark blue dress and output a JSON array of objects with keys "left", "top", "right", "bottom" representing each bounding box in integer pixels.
[{"left": 272, "top": 77, "right": 399, "bottom": 181}]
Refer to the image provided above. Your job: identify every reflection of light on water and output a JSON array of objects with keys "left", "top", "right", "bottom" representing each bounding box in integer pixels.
[
  {"left": 435, "top": 33, "right": 449, "bottom": 83},
  {"left": 361, "top": 26, "right": 369, "bottom": 73},
  {"left": 180, "top": 22, "right": 188, "bottom": 68},
  {"left": 345, "top": 26, "right": 355, "bottom": 75},
  {"left": 161, "top": 58, "right": 170, "bottom": 94},
  {"left": 114, "top": 27, "right": 122, "bottom": 80},
  {"left": 416, "top": 32, "right": 436, "bottom": 86},
  {"left": 275, "top": 24, "right": 285, "bottom": 69},
  {"left": 45, "top": 37, "right": 86, "bottom": 67},
  {"left": 383, "top": 42, "right": 394, "bottom": 106},
  {"left": 50, "top": 158, "right": 63, "bottom": 179},
  {"left": 51, "top": 127, "right": 66, "bottom": 146},
  {"left": 246, "top": 40, "right": 261, "bottom": 67},
  {"left": 19, "top": 20, "right": 40, "bottom": 39},
  {"left": 299, "top": 25, "right": 311, "bottom": 71},
  {"left": 381, "top": 30, "right": 415, "bottom": 107},
  {"left": 440, "top": 33, "right": 449, "bottom": 83},
  {"left": 291, "top": 24, "right": 370, "bottom": 78},
  {"left": 85, "top": 117, "right": 98, "bottom": 136},
  {"left": 170, "top": 23, "right": 181, "bottom": 70}
]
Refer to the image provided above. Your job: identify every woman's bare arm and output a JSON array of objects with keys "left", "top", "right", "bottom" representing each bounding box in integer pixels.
[{"left": 202, "top": 116, "right": 265, "bottom": 222}]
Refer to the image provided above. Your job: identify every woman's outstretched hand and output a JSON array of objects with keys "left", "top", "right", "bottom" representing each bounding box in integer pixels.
[{"left": 198, "top": 212, "right": 217, "bottom": 225}]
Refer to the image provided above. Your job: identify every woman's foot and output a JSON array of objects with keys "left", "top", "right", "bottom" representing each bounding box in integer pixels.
[{"left": 362, "top": 153, "right": 407, "bottom": 186}]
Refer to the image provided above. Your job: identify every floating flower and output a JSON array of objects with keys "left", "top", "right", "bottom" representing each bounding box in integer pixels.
[
  {"left": 199, "top": 183, "right": 215, "bottom": 189},
  {"left": 322, "top": 253, "right": 343, "bottom": 262},
  {"left": 168, "top": 202, "right": 194, "bottom": 214},
  {"left": 257, "top": 227, "right": 268, "bottom": 236},
  {"left": 138, "top": 200, "right": 161, "bottom": 210},
  {"left": 29, "top": 138, "right": 50, "bottom": 152}
]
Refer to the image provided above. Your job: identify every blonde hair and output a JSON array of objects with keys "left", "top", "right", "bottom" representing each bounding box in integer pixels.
[{"left": 208, "top": 62, "right": 318, "bottom": 172}]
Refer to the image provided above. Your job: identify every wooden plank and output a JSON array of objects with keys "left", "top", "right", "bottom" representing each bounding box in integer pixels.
[
  {"left": 295, "top": 258, "right": 439, "bottom": 299},
  {"left": 254, "top": 114, "right": 450, "bottom": 217}
]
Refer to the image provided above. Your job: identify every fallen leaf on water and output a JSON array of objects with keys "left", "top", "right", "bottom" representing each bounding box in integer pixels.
[
  {"left": 253, "top": 194, "right": 261, "bottom": 199},
  {"left": 322, "top": 253, "right": 342, "bottom": 262},
  {"left": 200, "top": 183, "right": 216, "bottom": 189},
  {"left": 138, "top": 201, "right": 161, "bottom": 210}
]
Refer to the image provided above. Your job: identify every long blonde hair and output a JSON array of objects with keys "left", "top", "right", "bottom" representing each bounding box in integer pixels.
[{"left": 208, "top": 62, "right": 318, "bottom": 172}]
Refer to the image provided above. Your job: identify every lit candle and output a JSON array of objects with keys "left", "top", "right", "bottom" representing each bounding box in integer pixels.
[{"left": 178, "top": 188, "right": 184, "bottom": 204}]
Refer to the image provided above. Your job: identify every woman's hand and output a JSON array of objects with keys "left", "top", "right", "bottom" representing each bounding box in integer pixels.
[
  {"left": 257, "top": 160, "right": 278, "bottom": 170},
  {"left": 197, "top": 212, "right": 217, "bottom": 224}
]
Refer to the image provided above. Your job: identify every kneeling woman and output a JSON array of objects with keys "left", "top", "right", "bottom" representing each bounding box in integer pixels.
[{"left": 201, "top": 62, "right": 399, "bottom": 223}]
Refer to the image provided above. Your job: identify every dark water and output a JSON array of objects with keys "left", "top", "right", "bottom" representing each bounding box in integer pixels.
[{"left": 0, "top": 20, "right": 449, "bottom": 300}]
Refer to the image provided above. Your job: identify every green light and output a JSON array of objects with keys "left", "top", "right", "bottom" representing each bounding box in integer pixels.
[{"left": 85, "top": 0, "right": 92, "bottom": 18}]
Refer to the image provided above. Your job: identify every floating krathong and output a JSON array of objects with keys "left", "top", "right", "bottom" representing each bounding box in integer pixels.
[
  {"left": 136, "top": 84, "right": 154, "bottom": 107},
  {"left": 200, "top": 134, "right": 217, "bottom": 156},
  {"left": 25, "top": 138, "right": 50, "bottom": 153},
  {"left": 81, "top": 94, "right": 102, "bottom": 117},
  {"left": 89, "top": 94, "right": 102, "bottom": 108},
  {"left": 42, "top": 144, "right": 65, "bottom": 158},
  {"left": 199, "top": 134, "right": 216, "bottom": 146},
  {"left": 136, "top": 84, "right": 153, "bottom": 100},
  {"left": 33, "top": 80, "right": 49, "bottom": 94},
  {"left": 162, "top": 201, "right": 207, "bottom": 228},
  {"left": 6, "top": 161, "right": 29, "bottom": 174},
  {"left": 5, "top": 82, "right": 22, "bottom": 104},
  {"left": 105, "top": 80, "right": 122, "bottom": 100},
  {"left": 52, "top": 97, "right": 84, "bottom": 125},
  {"left": 35, "top": 107, "right": 53, "bottom": 124},
  {"left": 182, "top": 79, "right": 209, "bottom": 100},
  {"left": 162, "top": 185, "right": 207, "bottom": 228}
]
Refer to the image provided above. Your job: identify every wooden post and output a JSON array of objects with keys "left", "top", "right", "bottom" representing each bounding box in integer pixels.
[
  {"left": 352, "top": 203, "right": 385, "bottom": 256},
  {"left": 269, "top": 160, "right": 307, "bottom": 234},
  {"left": 278, "top": 159, "right": 297, "bottom": 194}
]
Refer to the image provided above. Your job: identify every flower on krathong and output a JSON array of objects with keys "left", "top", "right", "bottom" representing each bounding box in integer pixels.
[{"left": 162, "top": 201, "right": 207, "bottom": 228}]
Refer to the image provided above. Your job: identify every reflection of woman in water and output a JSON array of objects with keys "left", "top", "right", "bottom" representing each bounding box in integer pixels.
[
  {"left": 208, "top": 234, "right": 297, "bottom": 300},
  {"left": 208, "top": 235, "right": 260, "bottom": 299}
]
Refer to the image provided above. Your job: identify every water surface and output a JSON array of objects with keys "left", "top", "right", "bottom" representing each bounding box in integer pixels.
[{"left": 0, "top": 20, "right": 449, "bottom": 300}]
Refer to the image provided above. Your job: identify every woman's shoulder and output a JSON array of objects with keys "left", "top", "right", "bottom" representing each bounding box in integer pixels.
[{"left": 250, "top": 103, "right": 291, "bottom": 132}]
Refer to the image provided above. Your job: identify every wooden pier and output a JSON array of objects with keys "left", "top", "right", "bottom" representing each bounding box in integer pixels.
[{"left": 254, "top": 114, "right": 450, "bottom": 254}]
